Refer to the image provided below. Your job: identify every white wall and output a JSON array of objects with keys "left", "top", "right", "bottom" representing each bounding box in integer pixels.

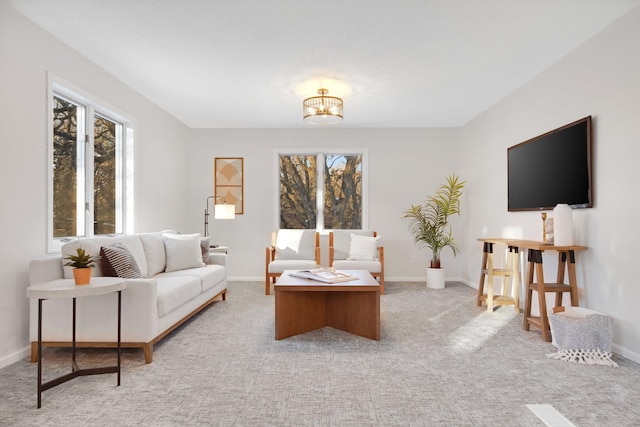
[
  {"left": 0, "top": 1, "right": 192, "bottom": 368},
  {"left": 459, "top": 6, "right": 640, "bottom": 361},
  {"left": 188, "top": 128, "right": 462, "bottom": 281}
]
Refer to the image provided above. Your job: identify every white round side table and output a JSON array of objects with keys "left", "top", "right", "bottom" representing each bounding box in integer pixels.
[{"left": 27, "top": 277, "right": 126, "bottom": 408}]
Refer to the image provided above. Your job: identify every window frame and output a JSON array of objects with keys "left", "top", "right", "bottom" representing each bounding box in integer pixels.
[
  {"left": 273, "top": 148, "right": 368, "bottom": 231},
  {"left": 47, "top": 73, "right": 135, "bottom": 253}
]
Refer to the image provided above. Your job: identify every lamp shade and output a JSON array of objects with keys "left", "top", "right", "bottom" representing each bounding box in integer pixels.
[
  {"left": 303, "top": 88, "right": 343, "bottom": 125},
  {"left": 214, "top": 203, "right": 236, "bottom": 219}
]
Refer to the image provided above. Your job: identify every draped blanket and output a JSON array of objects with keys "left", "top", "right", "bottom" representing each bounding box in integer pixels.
[{"left": 547, "top": 307, "right": 618, "bottom": 367}]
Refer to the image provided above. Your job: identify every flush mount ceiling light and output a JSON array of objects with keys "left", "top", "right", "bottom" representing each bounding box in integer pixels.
[{"left": 303, "top": 88, "right": 343, "bottom": 125}]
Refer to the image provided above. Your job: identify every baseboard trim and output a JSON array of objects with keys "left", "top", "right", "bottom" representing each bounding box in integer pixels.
[
  {"left": 612, "top": 343, "right": 640, "bottom": 364},
  {"left": 0, "top": 345, "right": 30, "bottom": 370}
]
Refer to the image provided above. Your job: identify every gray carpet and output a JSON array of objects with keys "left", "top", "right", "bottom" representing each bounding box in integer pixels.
[{"left": 1, "top": 281, "right": 639, "bottom": 426}]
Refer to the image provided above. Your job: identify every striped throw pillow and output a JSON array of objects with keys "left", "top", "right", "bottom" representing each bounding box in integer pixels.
[{"left": 100, "top": 243, "right": 142, "bottom": 279}]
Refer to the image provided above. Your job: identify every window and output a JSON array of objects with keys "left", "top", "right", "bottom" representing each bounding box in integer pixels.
[
  {"left": 48, "top": 75, "right": 134, "bottom": 251},
  {"left": 277, "top": 151, "right": 366, "bottom": 230}
]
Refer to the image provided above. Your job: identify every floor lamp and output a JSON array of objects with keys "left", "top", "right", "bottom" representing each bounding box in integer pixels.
[{"left": 204, "top": 195, "right": 235, "bottom": 238}]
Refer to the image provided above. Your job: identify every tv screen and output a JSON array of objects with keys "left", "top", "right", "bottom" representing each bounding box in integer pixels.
[{"left": 507, "top": 116, "right": 592, "bottom": 211}]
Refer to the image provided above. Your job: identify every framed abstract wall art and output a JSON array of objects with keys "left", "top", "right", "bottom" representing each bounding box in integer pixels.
[{"left": 215, "top": 157, "right": 244, "bottom": 214}]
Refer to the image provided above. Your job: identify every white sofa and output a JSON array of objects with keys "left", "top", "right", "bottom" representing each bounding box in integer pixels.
[{"left": 29, "top": 232, "right": 227, "bottom": 364}]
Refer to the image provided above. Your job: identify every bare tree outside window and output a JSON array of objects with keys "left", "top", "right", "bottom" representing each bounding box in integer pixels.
[
  {"left": 52, "top": 96, "right": 78, "bottom": 238},
  {"left": 93, "top": 115, "right": 117, "bottom": 235},
  {"left": 279, "top": 153, "right": 363, "bottom": 229},
  {"left": 280, "top": 155, "right": 317, "bottom": 228},
  {"left": 52, "top": 94, "right": 121, "bottom": 240},
  {"left": 324, "top": 155, "right": 362, "bottom": 229}
]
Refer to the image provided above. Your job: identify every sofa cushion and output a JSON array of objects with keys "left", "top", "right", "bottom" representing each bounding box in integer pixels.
[
  {"left": 61, "top": 235, "right": 148, "bottom": 279},
  {"left": 274, "top": 229, "right": 316, "bottom": 260},
  {"left": 160, "top": 264, "right": 226, "bottom": 292},
  {"left": 138, "top": 232, "right": 167, "bottom": 277},
  {"left": 100, "top": 243, "right": 142, "bottom": 279},
  {"left": 155, "top": 275, "right": 202, "bottom": 317},
  {"left": 163, "top": 233, "right": 206, "bottom": 272}
]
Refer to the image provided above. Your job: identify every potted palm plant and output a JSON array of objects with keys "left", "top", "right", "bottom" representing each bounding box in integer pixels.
[
  {"left": 63, "top": 247, "right": 98, "bottom": 285},
  {"left": 403, "top": 174, "right": 465, "bottom": 289}
]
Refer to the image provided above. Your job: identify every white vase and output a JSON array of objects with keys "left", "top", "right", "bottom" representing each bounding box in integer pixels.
[
  {"left": 553, "top": 203, "right": 574, "bottom": 246},
  {"left": 426, "top": 267, "right": 445, "bottom": 289}
]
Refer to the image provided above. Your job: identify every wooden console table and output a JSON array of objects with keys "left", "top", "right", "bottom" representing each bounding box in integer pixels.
[{"left": 478, "top": 238, "right": 587, "bottom": 342}]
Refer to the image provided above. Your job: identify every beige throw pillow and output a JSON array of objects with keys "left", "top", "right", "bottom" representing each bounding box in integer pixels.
[
  {"left": 164, "top": 233, "right": 206, "bottom": 272},
  {"left": 347, "top": 234, "right": 380, "bottom": 261}
]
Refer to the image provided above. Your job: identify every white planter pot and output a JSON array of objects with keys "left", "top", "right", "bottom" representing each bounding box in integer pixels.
[{"left": 426, "top": 267, "right": 445, "bottom": 289}]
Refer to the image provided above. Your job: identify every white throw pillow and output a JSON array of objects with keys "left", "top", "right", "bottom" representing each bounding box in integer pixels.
[
  {"left": 347, "top": 234, "right": 380, "bottom": 261},
  {"left": 139, "top": 232, "right": 167, "bottom": 277},
  {"left": 164, "top": 233, "right": 205, "bottom": 272}
]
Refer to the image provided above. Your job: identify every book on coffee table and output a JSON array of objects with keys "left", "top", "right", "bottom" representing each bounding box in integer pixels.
[{"left": 288, "top": 268, "right": 359, "bottom": 284}]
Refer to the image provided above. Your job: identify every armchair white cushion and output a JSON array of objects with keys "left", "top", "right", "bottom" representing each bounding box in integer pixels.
[
  {"left": 329, "top": 230, "right": 385, "bottom": 294},
  {"left": 265, "top": 229, "right": 320, "bottom": 295}
]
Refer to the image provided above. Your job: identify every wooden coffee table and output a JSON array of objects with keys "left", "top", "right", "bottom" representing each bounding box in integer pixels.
[{"left": 274, "top": 270, "right": 380, "bottom": 340}]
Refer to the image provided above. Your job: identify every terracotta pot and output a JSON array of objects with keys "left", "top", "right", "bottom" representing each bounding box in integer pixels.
[{"left": 72, "top": 268, "right": 92, "bottom": 285}]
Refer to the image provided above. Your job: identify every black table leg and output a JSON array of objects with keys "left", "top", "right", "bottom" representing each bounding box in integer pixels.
[{"left": 37, "top": 299, "right": 42, "bottom": 409}]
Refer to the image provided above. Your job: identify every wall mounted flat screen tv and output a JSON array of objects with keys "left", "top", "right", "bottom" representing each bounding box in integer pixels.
[{"left": 507, "top": 116, "right": 592, "bottom": 211}]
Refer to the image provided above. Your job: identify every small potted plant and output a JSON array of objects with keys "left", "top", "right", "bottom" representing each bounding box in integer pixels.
[
  {"left": 64, "top": 247, "right": 98, "bottom": 285},
  {"left": 403, "top": 173, "right": 465, "bottom": 289}
]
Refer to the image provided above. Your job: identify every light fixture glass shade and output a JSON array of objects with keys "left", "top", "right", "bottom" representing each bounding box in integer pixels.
[
  {"left": 303, "top": 88, "right": 343, "bottom": 125},
  {"left": 214, "top": 203, "right": 236, "bottom": 219}
]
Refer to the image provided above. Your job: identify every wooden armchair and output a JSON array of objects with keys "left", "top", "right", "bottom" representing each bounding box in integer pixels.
[
  {"left": 329, "top": 230, "right": 384, "bottom": 294},
  {"left": 265, "top": 229, "right": 320, "bottom": 295}
]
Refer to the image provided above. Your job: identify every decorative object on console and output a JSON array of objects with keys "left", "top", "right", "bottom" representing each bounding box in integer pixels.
[
  {"left": 303, "top": 88, "right": 343, "bottom": 125},
  {"left": 553, "top": 203, "right": 573, "bottom": 246},
  {"left": 204, "top": 195, "right": 236, "bottom": 238},
  {"left": 403, "top": 174, "right": 465, "bottom": 289},
  {"left": 214, "top": 157, "right": 243, "bottom": 215},
  {"left": 541, "top": 213, "right": 554, "bottom": 244},
  {"left": 63, "top": 247, "right": 98, "bottom": 285}
]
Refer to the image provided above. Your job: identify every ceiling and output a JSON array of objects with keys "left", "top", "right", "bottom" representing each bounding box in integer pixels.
[{"left": 8, "top": 0, "right": 640, "bottom": 128}]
